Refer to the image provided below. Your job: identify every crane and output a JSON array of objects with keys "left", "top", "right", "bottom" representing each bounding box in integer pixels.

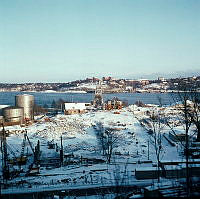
[{"left": 1, "top": 123, "right": 9, "bottom": 185}]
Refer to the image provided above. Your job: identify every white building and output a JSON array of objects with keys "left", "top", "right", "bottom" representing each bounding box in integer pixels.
[
  {"left": 158, "top": 77, "right": 165, "bottom": 82},
  {"left": 64, "top": 103, "right": 86, "bottom": 115}
]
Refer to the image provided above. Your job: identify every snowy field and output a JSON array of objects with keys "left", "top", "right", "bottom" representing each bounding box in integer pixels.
[{"left": 1, "top": 104, "right": 194, "bottom": 197}]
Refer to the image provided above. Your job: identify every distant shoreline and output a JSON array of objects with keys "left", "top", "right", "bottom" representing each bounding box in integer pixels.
[{"left": 0, "top": 90, "right": 199, "bottom": 94}]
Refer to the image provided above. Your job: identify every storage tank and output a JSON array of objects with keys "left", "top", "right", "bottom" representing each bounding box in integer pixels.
[
  {"left": 3, "top": 106, "right": 24, "bottom": 123},
  {"left": 0, "top": 105, "right": 10, "bottom": 115},
  {"left": 0, "top": 116, "right": 4, "bottom": 123},
  {"left": 15, "top": 94, "right": 34, "bottom": 120}
]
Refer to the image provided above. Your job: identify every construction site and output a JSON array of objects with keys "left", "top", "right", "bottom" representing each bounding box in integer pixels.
[{"left": 1, "top": 90, "right": 200, "bottom": 199}]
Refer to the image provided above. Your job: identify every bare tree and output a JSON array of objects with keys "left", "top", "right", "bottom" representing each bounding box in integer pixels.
[
  {"left": 148, "top": 108, "right": 165, "bottom": 182},
  {"left": 104, "top": 129, "right": 121, "bottom": 163},
  {"left": 135, "top": 100, "right": 145, "bottom": 107},
  {"left": 170, "top": 81, "right": 200, "bottom": 140},
  {"left": 186, "top": 91, "right": 200, "bottom": 141},
  {"left": 96, "top": 124, "right": 123, "bottom": 163},
  {"left": 168, "top": 87, "right": 195, "bottom": 197},
  {"left": 112, "top": 162, "right": 129, "bottom": 198},
  {"left": 34, "top": 104, "right": 48, "bottom": 115},
  {"left": 95, "top": 122, "right": 106, "bottom": 155}
]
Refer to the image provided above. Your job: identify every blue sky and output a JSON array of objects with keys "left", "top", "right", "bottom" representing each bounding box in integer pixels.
[{"left": 0, "top": 0, "right": 200, "bottom": 82}]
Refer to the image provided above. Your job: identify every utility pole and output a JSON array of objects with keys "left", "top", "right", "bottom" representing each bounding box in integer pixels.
[
  {"left": 148, "top": 140, "right": 149, "bottom": 160},
  {"left": 60, "top": 135, "right": 63, "bottom": 166}
]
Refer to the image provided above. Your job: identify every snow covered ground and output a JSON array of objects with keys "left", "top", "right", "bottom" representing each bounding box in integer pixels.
[{"left": 1, "top": 105, "right": 194, "bottom": 196}]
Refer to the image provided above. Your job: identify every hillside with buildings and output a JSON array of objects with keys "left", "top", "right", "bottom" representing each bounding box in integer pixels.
[{"left": 0, "top": 75, "right": 200, "bottom": 93}]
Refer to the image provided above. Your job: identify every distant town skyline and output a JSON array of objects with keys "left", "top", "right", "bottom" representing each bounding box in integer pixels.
[{"left": 0, "top": 0, "right": 200, "bottom": 83}]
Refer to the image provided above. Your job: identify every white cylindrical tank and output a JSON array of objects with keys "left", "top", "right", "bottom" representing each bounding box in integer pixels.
[
  {"left": 0, "top": 116, "right": 4, "bottom": 123},
  {"left": 0, "top": 105, "right": 10, "bottom": 116},
  {"left": 3, "top": 106, "right": 24, "bottom": 123},
  {"left": 15, "top": 94, "right": 34, "bottom": 120}
]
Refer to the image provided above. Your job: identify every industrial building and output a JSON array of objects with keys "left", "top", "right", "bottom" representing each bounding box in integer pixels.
[
  {"left": 64, "top": 103, "right": 86, "bottom": 115},
  {"left": 104, "top": 97, "right": 123, "bottom": 110},
  {"left": 135, "top": 167, "right": 161, "bottom": 180},
  {"left": 135, "top": 163, "right": 200, "bottom": 180}
]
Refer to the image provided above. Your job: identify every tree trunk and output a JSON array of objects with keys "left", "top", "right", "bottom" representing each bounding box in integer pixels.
[
  {"left": 196, "top": 124, "right": 200, "bottom": 142},
  {"left": 108, "top": 145, "right": 113, "bottom": 163}
]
